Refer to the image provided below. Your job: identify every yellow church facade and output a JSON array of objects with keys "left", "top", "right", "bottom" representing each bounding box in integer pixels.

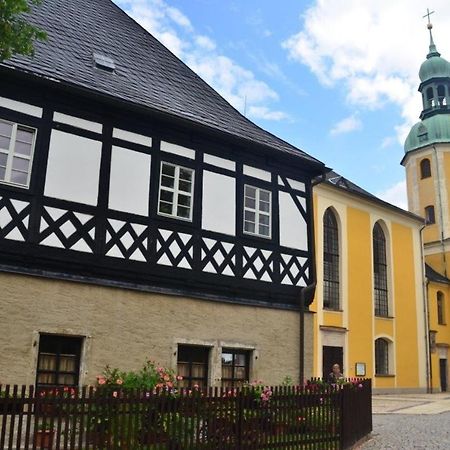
[{"left": 311, "top": 176, "right": 428, "bottom": 393}]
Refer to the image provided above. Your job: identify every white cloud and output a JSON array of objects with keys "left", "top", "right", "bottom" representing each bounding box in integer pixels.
[
  {"left": 330, "top": 114, "right": 362, "bottom": 135},
  {"left": 381, "top": 136, "right": 396, "bottom": 149},
  {"left": 114, "top": 0, "right": 287, "bottom": 121},
  {"left": 283, "top": 0, "right": 450, "bottom": 143},
  {"left": 375, "top": 180, "right": 408, "bottom": 210}
]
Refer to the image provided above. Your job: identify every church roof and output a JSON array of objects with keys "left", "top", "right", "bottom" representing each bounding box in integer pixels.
[
  {"left": 426, "top": 264, "right": 450, "bottom": 285},
  {"left": 0, "top": 0, "right": 324, "bottom": 169},
  {"left": 404, "top": 114, "right": 450, "bottom": 154},
  {"left": 320, "top": 171, "right": 424, "bottom": 223}
]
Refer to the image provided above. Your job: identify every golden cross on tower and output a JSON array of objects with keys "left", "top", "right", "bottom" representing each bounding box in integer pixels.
[{"left": 423, "top": 8, "right": 435, "bottom": 29}]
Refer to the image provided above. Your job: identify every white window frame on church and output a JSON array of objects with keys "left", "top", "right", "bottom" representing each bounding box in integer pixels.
[
  {"left": 0, "top": 118, "right": 36, "bottom": 188},
  {"left": 158, "top": 161, "right": 194, "bottom": 221},
  {"left": 243, "top": 185, "right": 271, "bottom": 238}
]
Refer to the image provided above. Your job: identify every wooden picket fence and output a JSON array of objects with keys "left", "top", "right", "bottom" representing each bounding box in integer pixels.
[{"left": 0, "top": 379, "right": 371, "bottom": 449}]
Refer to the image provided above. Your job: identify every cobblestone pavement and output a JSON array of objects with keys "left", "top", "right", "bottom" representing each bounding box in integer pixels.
[
  {"left": 359, "top": 394, "right": 450, "bottom": 449},
  {"left": 360, "top": 412, "right": 450, "bottom": 449}
]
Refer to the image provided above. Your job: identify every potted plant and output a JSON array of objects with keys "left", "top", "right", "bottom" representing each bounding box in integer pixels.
[{"left": 34, "top": 420, "right": 55, "bottom": 449}]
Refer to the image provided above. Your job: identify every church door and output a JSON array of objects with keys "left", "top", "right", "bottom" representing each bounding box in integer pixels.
[
  {"left": 322, "top": 346, "right": 343, "bottom": 379},
  {"left": 440, "top": 359, "right": 448, "bottom": 392}
]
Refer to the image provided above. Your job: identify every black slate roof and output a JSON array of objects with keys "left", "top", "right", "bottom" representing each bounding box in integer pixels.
[
  {"left": 320, "top": 170, "right": 424, "bottom": 222},
  {"left": 1, "top": 0, "right": 324, "bottom": 168},
  {"left": 426, "top": 264, "right": 450, "bottom": 285},
  {"left": 325, "top": 170, "right": 376, "bottom": 199}
]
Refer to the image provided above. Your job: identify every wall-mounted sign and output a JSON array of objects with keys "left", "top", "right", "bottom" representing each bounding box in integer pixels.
[{"left": 355, "top": 362, "right": 366, "bottom": 377}]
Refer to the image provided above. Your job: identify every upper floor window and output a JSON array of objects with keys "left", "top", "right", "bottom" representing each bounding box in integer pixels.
[
  {"left": 0, "top": 119, "right": 36, "bottom": 188},
  {"left": 323, "top": 208, "right": 340, "bottom": 310},
  {"left": 243, "top": 185, "right": 271, "bottom": 238},
  {"left": 437, "top": 291, "right": 446, "bottom": 325},
  {"left": 177, "top": 345, "right": 209, "bottom": 389},
  {"left": 420, "top": 158, "right": 431, "bottom": 179},
  {"left": 425, "top": 205, "right": 435, "bottom": 225},
  {"left": 158, "top": 162, "right": 194, "bottom": 221},
  {"left": 221, "top": 348, "right": 250, "bottom": 388},
  {"left": 36, "top": 334, "right": 82, "bottom": 389},
  {"left": 375, "top": 338, "right": 390, "bottom": 375},
  {"left": 373, "top": 222, "right": 388, "bottom": 317}
]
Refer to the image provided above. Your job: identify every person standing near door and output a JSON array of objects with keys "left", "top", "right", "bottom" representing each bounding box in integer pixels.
[{"left": 327, "top": 363, "right": 344, "bottom": 384}]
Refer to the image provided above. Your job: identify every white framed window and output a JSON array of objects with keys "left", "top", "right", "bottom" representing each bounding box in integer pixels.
[
  {"left": 0, "top": 119, "right": 36, "bottom": 188},
  {"left": 243, "top": 185, "right": 271, "bottom": 238},
  {"left": 158, "top": 162, "right": 194, "bottom": 221}
]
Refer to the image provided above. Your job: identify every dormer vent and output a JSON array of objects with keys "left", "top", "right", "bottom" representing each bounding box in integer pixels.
[{"left": 93, "top": 52, "right": 115, "bottom": 72}]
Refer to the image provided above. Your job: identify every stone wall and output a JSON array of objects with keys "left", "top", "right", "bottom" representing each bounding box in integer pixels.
[{"left": 0, "top": 272, "right": 313, "bottom": 386}]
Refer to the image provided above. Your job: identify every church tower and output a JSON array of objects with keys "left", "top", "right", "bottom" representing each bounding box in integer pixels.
[{"left": 402, "top": 16, "right": 450, "bottom": 277}]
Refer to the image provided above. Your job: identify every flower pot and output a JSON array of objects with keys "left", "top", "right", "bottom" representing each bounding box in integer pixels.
[{"left": 34, "top": 430, "right": 54, "bottom": 449}]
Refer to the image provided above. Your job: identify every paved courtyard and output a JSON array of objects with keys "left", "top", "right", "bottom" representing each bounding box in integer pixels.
[{"left": 359, "top": 394, "right": 450, "bottom": 449}]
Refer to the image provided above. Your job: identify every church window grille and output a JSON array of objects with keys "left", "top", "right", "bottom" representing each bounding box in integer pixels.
[
  {"left": 373, "top": 223, "right": 388, "bottom": 317},
  {"left": 375, "top": 338, "right": 389, "bottom": 375},
  {"left": 437, "top": 291, "right": 446, "bottom": 325},
  {"left": 425, "top": 205, "right": 435, "bottom": 225},
  {"left": 323, "top": 208, "right": 340, "bottom": 310},
  {"left": 420, "top": 158, "right": 431, "bottom": 178}
]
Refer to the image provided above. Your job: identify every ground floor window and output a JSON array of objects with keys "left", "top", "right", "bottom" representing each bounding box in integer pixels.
[
  {"left": 36, "top": 334, "right": 82, "bottom": 388},
  {"left": 221, "top": 348, "right": 250, "bottom": 388},
  {"left": 375, "top": 338, "right": 389, "bottom": 375},
  {"left": 177, "top": 345, "right": 209, "bottom": 389}
]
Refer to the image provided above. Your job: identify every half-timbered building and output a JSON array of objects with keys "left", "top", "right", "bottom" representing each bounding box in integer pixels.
[{"left": 0, "top": 0, "right": 326, "bottom": 388}]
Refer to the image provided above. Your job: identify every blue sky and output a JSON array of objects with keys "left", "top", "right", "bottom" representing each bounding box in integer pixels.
[{"left": 113, "top": 0, "right": 450, "bottom": 209}]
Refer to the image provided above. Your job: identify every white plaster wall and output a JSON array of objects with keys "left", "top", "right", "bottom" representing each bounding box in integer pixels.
[
  {"left": 279, "top": 191, "right": 308, "bottom": 250},
  {"left": 44, "top": 130, "right": 102, "bottom": 206},
  {"left": 202, "top": 170, "right": 235, "bottom": 236},
  {"left": 109, "top": 146, "right": 151, "bottom": 215}
]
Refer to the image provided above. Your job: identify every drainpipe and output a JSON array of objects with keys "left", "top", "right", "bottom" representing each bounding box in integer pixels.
[
  {"left": 432, "top": 145, "right": 447, "bottom": 276},
  {"left": 299, "top": 283, "right": 317, "bottom": 385},
  {"left": 299, "top": 173, "right": 326, "bottom": 384}
]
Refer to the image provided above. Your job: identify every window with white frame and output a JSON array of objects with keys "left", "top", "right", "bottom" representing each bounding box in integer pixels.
[
  {"left": 158, "top": 162, "right": 194, "bottom": 220},
  {"left": 243, "top": 185, "right": 271, "bottom": 238},
  {"left": 0, "top": 119, "right": 36, "bottom": 187}
]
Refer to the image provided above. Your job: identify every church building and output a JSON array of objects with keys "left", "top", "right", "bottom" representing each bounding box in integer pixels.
[
  {"left": 0, "top": 0, "right": 327, "bottom": 388},
  {"left": 311, "top": 172, "right": 427, "bottom": 393}
]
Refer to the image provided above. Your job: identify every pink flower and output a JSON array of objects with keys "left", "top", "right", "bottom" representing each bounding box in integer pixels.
[
  {"left": 97, "top": 376, "right": 106, "bottom": 385},
  {"left": 176, "top": 375, "right": 183, "bottom": 381},
  {"left": 112, "top": 391, "right": 118, "bottom": 398},
  {"left": 358, "top": 384, "right": 363, "bottom": 388}
]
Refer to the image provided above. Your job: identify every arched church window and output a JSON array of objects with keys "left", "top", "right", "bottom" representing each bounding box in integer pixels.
[
  {"left": 420, "top": 158, "right": 431, "bottom": 178},
  {"left": 323, "top": 208, "right": 340, "bottom": 310},
  {"left": 437, "top": 291, "right": 446, "bottom": 325},
  {"left": 375, "top": 338, "right": 390, "bottom": 375},
  {"left": 426, "top": 87, "right": 434, "bottom": 108},
  {"left": 373, "top": 222, "right": 388, "bottom": 317},
  {"left": 425, "top": 205, "right": 435, "bottom": 225}
]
